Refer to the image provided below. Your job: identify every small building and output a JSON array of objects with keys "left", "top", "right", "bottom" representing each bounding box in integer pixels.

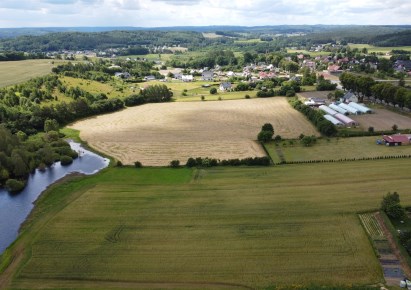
[
  {"left": 202, "top": 70, "right": 214, "bottom": 81},
  {"left": 327, "top": 64, "right": 342, "bottom": 73},
  {"left": 304, "top": 98, "right": 325, "bottom": 107},
  {"left": 144, "top": 75, "right": 156, "bottom": 81},
  {"left": 382, "top": 135, "right": 411, "bottom": 146},
  {"left": 342, "top": 91, "right": 358, "bottom": 103},
  {"left": 182, "top": 75, "right": 194, "bottom": 82},
  {"left": 219, "top": 82, "right": 232, "bottom": 91}
]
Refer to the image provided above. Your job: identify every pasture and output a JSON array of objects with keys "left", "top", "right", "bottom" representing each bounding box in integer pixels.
[
  {"left": 0, "top": 59, "right": 67, "bottom": 88},
  {"left": 265, "top": 136, "right": 411, "bottom": 164},
  {"left": 69, "top": 97, "right": 319, "bottom": 166},
  {"left": 5, "top": 160, "right": 411, "bottom": 289}
]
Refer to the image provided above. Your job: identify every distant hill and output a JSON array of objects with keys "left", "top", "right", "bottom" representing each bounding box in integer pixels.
[
  {"left": 370, "top": 30, "right": 411, "bottom": 46},
  {"left": 2, "top": 25, "right": 410, "bottom": 39}
]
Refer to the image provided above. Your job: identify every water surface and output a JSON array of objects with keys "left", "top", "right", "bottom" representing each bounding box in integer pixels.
[{"left": 0, "top": 141, "right": 109, "bottom": 254}]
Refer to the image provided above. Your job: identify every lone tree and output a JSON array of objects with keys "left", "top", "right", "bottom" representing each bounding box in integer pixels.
[
  {"left": 257, "top": 123, "right": 274, "bottom": 143},
  {"left": 210, "top": 87, "right": 217, "bottom": 95},
  {"left": 381, "top": 191, "right": 405, "bottom": 220}
]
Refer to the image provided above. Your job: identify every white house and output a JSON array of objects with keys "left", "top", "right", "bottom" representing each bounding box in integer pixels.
[{"left": 219, "top": 82, "right": 232, "bottom": 91}]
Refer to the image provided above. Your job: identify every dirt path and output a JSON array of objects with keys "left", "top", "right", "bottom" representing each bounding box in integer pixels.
[
  {"left": 0, "top": 245, "right": 24, "bottom": 289},
  {"left": 375, "top": 212, "right": 411, "bottom": 285}
]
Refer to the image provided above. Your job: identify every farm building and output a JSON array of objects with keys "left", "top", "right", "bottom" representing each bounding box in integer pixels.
[
  {"left": 324, "top": 114, "right": 344, "bottom": 126},
  {"left": 304, "top": 98, "right": 325, "bottom": 107},
  {"left": 333, "top": 113, "right": 358, "bottom": 127},
  {"left": 341, "top": 91, "right": 358, "bottom": 103},
  {"left": 329, "top": 103, "right": 349, "bottom": 115},
  {"left": 348, "top": 102, "right": 373, "bottom": 114},
  {"left": 219, "top": 82, "right": 232, "bottom": 91},
  {"left": 382, "top": 135, "right": 411, "bottom": 146},
  {"left": 319, "top": 105, "right": 337, "bottom": 116},
  {"left": 338, "top": 103, "right": 361, "bottom": 115}
]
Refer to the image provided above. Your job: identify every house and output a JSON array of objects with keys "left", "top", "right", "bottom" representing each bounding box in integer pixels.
[
  {"left": 327, "top": 64, "right": 342, "bottom": 73},
  {"left": 182, "top": 75, "right": 194, "bottom": 82},
  {"left": 259, "top": 71, "right": 276, "bottom": 80},
  {"left": 393, "top": 60, "right": 411, "bottom": 72},
  {"left": 144, "top": 75, "right": 156, "bottom": 81},
  {"left": 341, "top": 91, "right": 358, "bottom": 103},
  {"left": 114, "top": 72, "right": 131, "bottom": 79},
  {"left": 202, "top": 70, "right": 214, "bottom": 81},
  {"left": 174, "top": 73, "right": 183, "bottom": 80},
  {"left": 382, "top": 135, "right": 411, "bottom": 146},
  {"left": 219, "top": 82, "right": 232, "bottom": 91}
]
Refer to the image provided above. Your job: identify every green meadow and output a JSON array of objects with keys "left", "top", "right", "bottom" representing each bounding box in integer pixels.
[
  {"left": 265, "top": 136, "right": 411, "bottom": 164},
  {"left": 0, "top": 59, "right": 67, "bottom": 88},
  {"left": 4, "top": 159, "right": 411, "bottom": 289}
]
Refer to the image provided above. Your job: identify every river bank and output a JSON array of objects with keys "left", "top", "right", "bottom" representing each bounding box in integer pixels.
[{"left": 0, "top": 141, "right": 109, "bottom": 254}]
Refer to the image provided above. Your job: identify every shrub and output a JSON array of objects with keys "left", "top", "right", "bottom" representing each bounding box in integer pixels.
[
  {"left": 134, "top": 161, "right": 142, "bottom": 168},
  {"left": 210, "top": 87, "right": 217, "bottom": 94},
  {"left": 186, "top": 157, "right": 197, "bottom": 167},
  {"left": 60, "top": 155, "right": 73, "bottom": 166},
  {"left": 170, "top": 160, "right": 180, "bottom": 168},
  {"left": 245, "top": 94, "right": 251, "bottom": 99},
  {"left": 392, "top": 124, "right": 398, "bottom": 131},
  {"left": 368, "top": 126, "right": 374, "bottom": 133},
  {"left": 116, "top": 160, "right": 123, "bottom": 167},
  {"left": 261, "top": 123, "right": 274, "bottom": 133},
  {"left": 5, "top": 179, "right": 26, "bottom": 193}
]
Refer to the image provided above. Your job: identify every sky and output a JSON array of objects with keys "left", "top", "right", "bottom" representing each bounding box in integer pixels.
[{"left": 0, "top": 0, "right": 410, "bottom": 28}]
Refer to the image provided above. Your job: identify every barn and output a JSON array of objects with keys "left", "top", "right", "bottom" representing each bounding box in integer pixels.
[{"left": 382, "top": 135, "right": 411, "bottom": 146}]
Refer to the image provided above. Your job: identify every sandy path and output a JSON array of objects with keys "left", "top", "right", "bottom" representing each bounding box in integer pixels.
[{"left": 70, "top": 98, "right": 318, "bottom": 166}]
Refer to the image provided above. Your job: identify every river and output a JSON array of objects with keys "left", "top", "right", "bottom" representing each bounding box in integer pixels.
[{"left": 0, "top": 141, "right": 109, "bottom": 254}]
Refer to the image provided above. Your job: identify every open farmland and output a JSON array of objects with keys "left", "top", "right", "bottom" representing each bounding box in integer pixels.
[
  {"left": 0, "top": 59, "right": 67, "bottom": 88},
  {"left": 350, "top": 108, "right": 411, "bottom": 131},
  {"left": 5, "top": 160, "right": 411, "bottom": 289},
  {"left": 265, "top": 136, "right": 411, "bottom": 163},
  {"left": 70, "top": 98, "right": 319, "bottom": 166}
]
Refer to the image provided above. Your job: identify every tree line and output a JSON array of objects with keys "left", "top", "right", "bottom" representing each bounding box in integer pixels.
[
  {"left": 340, "top": 72, "right": 411, "bottom": 108},
  {"left": 0, "top": 125, "right": 78, "bottom": 192}
]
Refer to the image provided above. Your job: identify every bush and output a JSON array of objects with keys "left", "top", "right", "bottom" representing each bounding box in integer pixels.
[
  {"left": 210, "top": 87, "right": 217, "bottom": 94},
  {"left": 134, "top": 161, "right": 142, "bottom": 168},
  {"left": 116, "top": 160, "right": 123, "bottom": 167},
  {"left": 245, "top": 94, "right": 251, "bottom": 99},
  {"left": 170, "top": 160, "right": 180, "bottom": 168},
  {"left": 60, "top": 155, "right": 73, "bottom": 166},
  {"left": 186, "top": 157, "right": 197, "bottom": 167},
  {"left": 5, "top": 179, "right": 26, "bottom": 193},
  {"left": 368, "top": 126, "right": 374, "bottom": 133}
]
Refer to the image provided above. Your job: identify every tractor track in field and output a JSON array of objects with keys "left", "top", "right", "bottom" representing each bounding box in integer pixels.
[{"left": 12, "top": 278, "right": 254, "bottom": 289}]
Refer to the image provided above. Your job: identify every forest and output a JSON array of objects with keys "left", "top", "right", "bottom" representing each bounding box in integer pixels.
[{"left": 1, "top": 26, "right": 411, "bottom": 54}]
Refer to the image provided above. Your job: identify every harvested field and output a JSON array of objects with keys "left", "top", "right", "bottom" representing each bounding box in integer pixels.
[
  {"left": 351, "top": 108, "right": 411, "bottom": 131},
  {"left": 70, "top": 98, "right": 319, "bottom": 166},
  {"left": 298, "top": 91, "right": 333, "bottom": 100}
]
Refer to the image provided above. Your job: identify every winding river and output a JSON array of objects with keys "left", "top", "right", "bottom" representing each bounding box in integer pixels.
[{"left": 0, "top": 141, "right": 109, "bottom": 254}]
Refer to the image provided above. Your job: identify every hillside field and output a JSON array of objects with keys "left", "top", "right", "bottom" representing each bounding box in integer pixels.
[
  {"left": 70, "top": 97, "right": 319, "bottom": 166},
  {"left": 4, "top": 160, "right": 411, "bottom": 289},
  {"left": 0, "top": 59, "right": 68, "bottom": 88}
]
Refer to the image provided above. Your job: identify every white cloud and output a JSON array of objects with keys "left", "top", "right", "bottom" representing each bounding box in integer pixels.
[{"left": 0, "top": 0, "right": 409, "bottom": 27}]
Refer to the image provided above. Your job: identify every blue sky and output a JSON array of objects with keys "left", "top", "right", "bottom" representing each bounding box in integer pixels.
[{"left": 0, "top": 0, "right": 410, "bottom": 28}]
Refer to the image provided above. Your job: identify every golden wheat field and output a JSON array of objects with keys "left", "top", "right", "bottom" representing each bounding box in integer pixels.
[{"left": 70, "top": 98, "right": 319, "bottom": 166}]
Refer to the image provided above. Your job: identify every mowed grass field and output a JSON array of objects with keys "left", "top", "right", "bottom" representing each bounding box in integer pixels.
[
  {"left": 5, "top": 160, "right": 411, "bottom": 289},
  {"left": 70, "top": 97, "right": 319, "bottom": 166},
  {"left": 0, "top": 59, "right": 68, "bottom": 88},
  {"left": 265, "top": 136, "right": 411, "bottom": 163}
]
